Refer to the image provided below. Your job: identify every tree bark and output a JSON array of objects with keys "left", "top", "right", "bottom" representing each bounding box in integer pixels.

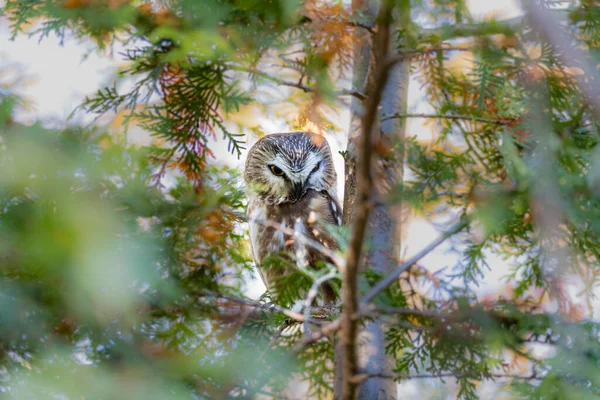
[
  {"left": 336, "top": 0, "right": 375, "bottom": 396},
  {"left": 336, "top": 1, "right": 410, "bottom": 399},
  {"left": 355, "top": 57, "right": 408, "bottom": 400},
  {"left": 341, "top": 0, "right": 377, "bottom": 227}
]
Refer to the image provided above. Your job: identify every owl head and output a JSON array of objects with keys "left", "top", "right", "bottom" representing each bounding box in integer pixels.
[{"left": 244, "top": 132, "right": 338, "bottom": 205}]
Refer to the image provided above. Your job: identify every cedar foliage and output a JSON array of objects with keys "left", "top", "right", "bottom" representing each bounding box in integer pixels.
[{"left": 2, "top": 0, "right": 600, "bottom": 399}]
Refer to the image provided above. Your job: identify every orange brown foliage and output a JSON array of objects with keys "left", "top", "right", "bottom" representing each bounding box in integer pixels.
[
  {"left": 303, "top": 1, "right": 355, "bottom": 74},
  {"left": 197, "top": 210, "right": 233, "bottom": 245},
  {"left": 156, "top": 63, "right": 219, "bottom": 188},
  {"left": 63, "top": 0, "right": 129, "bottom": 9},
  {"left": 135, "top": 3, "right": 181, "bottom": 28},
  {"left": 181, "top": 208, "right": 243, "bottom": 274},
  {"left": 52, "top": 317, "right": 78, "bottom": 337}
]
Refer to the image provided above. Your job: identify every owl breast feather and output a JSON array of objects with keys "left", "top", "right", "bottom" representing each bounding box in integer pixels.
[{"left": 247, "top": 189, "right": 341, "bottom": 288}]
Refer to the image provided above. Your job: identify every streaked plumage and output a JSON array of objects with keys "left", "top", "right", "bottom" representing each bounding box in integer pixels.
[{"left": 244, "top": 132, "right": 341, "bottom": 304}]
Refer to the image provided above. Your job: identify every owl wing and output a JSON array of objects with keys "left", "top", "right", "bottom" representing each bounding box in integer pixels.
[
  {"left": 308, "top": 190, "right": 342, "bottom": 227},
  {"left": 247, "top": 199, "right": 277, "bottom": 292},
  {"left": 303, "top": 190, "right": 342, "bottom": 258},
  {"left": 247, "top": 199, "right": 267, "bottom": 265},
  {"left": 305, "top": 190, "right": 341, "bottom": 304}
]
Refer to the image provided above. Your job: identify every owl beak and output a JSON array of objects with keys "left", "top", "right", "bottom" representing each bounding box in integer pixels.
[{"left": 291, "top": 181, "right": 306, "bottom": 202}]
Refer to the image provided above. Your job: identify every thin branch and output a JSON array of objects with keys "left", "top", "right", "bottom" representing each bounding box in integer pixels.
[
  {"left": 232, "top": 47, "right": 468, "bottom": 106},
  {"left": 347, "top": 20, "right": 375, "bottom": 34},
  {"left": 231, "top": 66, "right": 366, "bottom": 100},
  {"left": 456, "top": 120, "right": 496, "bottom": 174},
  {"left": 343, "top": 89, "right": 368, "bottom": 101},
  {"left": 193, "top": 291, "right": 328, "bottom": 325},
  {"left": 523, "top": 2, "right": 600, "bottom": 121},
  {"left": 381, "top": 112, "right": 513, "bottom": 125},
  {"left": 400, "top": 46, "right": 479, "bottom": 59},
  {"left": 270, "top": 320, "right": 292, "bottom": 345},
  {"left": 419, "top": 17, "right": 524, "bottom": 41},
  {"left": 295, "top": 317, "right": 342, "bottom": 350},
  {"left": 299, "top": 14, "right": 375, "bottom": 34},
  {"left": 368, "top": 305, "right": 449, "bottom": 319},
  {"left": 231, "top": 384, "right": 282, "bottom": 399},
  {"left": 435, "top": 87, "right": 495, "bottom": 175},
  {"left": 351, "top": 371, "right": 542, "bottom": 384},
  {"left": 303, "top": 269, "right": 339, "bottom": 336},
  {"left": 361, "top": 219, "right": 468, "bottom": 304}
]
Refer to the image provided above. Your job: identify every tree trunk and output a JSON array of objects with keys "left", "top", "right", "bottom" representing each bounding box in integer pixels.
[
  {"left": 336, "top": 1, "right": 410, "bottom": 398},
  {"left": 355, "top": 57, "right": 409, "bottom": 400}
]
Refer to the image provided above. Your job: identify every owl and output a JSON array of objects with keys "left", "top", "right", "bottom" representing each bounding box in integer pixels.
[{"left": 244, "top": 132, "right": 342, "bottom": 305}]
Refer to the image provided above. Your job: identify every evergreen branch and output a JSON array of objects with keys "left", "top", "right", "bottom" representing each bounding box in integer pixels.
[
  {"left": 523, "top": 2, "right": 600, "bottom": 121},
  {"left": 351, "top": 371, "right": 542, "bottom": 384},
  {"left": 231, "top": 67, "right": 367, "bottom": 100},
  {"left": 213, "top": 119, "right": 245, "bottom": 157},
  {"left": 232, "top": 385, "right": 281, "bottom": 399},
  {"left": 367, "top": 303, "right": 539, "bottom": 328},
  {"left": 419, "top": 17, "right": 524, "bottom": 41},
  {"left": 400, "top": 46, "right": 478, "bottom": 58},
  {"left": 361, "top": 219, "right": 469, "bottom": 304},
  {"left": 381, "top": 113, "right": 513, "bottom": 125},
  {"left": 367, "top": 305, "right": 449, "bottom": 319},
  {"left": 298, "top": 14, "right": 375, "bottom": 34},
  {"left": 295, "top": 302, "right": 499, "bottom": 352},
  {"left": 227, "top": 296, "right": 313, "bottom": 324},
  {"left": 455, "top": 119, "right": 496, "bottom": 174},
  {"left": 192, "top": 291, "right": 329, "bottom": 325}
]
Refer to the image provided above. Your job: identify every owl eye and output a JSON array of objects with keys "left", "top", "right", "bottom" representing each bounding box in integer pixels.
[
  {"left": 312, "top": 162, "right": 320, "bottom": 173},
  {"left": 269, "top": 165, "right": 286, "bottom": 177}
]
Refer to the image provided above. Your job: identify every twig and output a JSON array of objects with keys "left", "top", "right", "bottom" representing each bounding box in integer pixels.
[
  {"left": 361, "top": 219, "right": 468, "bottom": 304},
  {"left": 299, "top": 14, "right": 375, "bottom": 34},
  {"left": 270, "top": 320, "right": 292, "bottom": 346},
  {"left": 522, "top": 2, "right": 600, "bottom": 121},
  {"left": 400, "top": 46, "right": 478, "bottom": 59},
  {"left": 295, "top": 317, "right": 343, "bottom": 351},
  {"left": 231, "top": 66, "right": 366, "bottom": 100},
  {"left": 347, "top": 20, "right": 375, "bottom": 34},
  {"left": 367, "top": 305, "right": 449, "bottom": 319},
  {"left": 193, "top": 291, "right": 325, "bottom": 325},
  {"left": 381, "top": 113, "right": 513, "bottom": 125},
  {"left": 419, "top": 17, "right": 523, "bottom": 41},
  {"left": 343, "top": 89, "right": 367, "bottom": 101},
  {"left": 231, "top": 384, "right": 281, "bottom": 399},
  {"left": 303, "top": 269, "right": 339, "bottom": 336},
  {"left": 350, "top": 371, "right": 541, "bottom": 384}
]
